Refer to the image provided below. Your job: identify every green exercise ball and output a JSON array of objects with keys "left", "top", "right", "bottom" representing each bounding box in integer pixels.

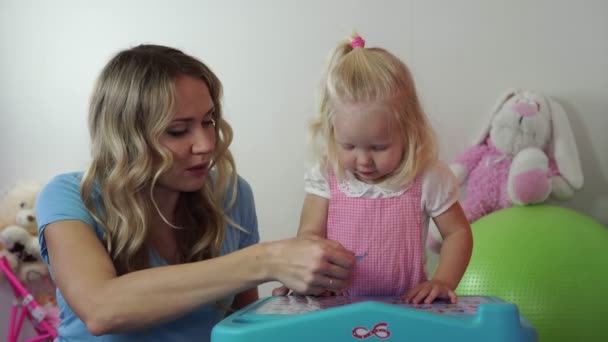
[{"left": 456, "top": 205, "right": 608, "bottom": 342}]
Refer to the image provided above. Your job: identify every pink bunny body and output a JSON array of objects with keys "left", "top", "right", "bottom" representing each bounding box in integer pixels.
[{"left": 455, "top": 139, "right": 559, "bottom": 222}]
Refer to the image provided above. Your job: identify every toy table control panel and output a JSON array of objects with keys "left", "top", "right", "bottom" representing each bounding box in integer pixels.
[{"left": 212, "top": 296, "right": 537, "bottom": 342}]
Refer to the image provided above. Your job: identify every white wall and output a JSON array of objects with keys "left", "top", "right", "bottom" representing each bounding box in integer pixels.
[{"left": 1, "top": 0, "right": 607, "bottom": 336}]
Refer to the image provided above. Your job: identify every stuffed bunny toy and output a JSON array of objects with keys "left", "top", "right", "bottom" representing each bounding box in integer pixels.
[{"left": 450, "top": 89, "right": 583, "bottom": 223}]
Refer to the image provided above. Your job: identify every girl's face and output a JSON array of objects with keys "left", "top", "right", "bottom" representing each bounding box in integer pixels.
[
  {"left": 332, "top": 100, "right": 404, "bottom": 183},
  {"left": 157, "top": 75, "right": 217, "bottom": 193}
]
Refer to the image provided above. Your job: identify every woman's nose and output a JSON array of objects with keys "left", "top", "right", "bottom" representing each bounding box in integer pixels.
[{"left": 192, "top": 130, "right": 215, "bottom": 154}]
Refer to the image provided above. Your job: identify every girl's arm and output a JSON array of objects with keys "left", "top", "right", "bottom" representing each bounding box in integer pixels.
[
  {"left": 431, "top": 202, "right": 473, "bottom": 290},
  {"left": 297, "top": 194, "right": 329, "bottom": 238},
  {"left": 45, "top": 219, "right": 353, "bottom": 336}
]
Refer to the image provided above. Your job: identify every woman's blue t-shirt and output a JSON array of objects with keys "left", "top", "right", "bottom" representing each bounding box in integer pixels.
[{"left": 35, "top": 172, "right": 259, "bottom": 342}]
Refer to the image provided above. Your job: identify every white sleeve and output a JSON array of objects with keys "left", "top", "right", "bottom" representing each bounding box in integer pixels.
[
  {"left": 304, "top": 163, "right": 330, "bottom": 199},
  {"left": 421, "top": 161, "right": 460, "bottom": 217}
]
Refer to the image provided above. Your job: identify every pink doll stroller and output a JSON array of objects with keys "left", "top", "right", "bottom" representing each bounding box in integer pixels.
[{"left": 0, "top": 255, "right": 59, "bottom": 342}]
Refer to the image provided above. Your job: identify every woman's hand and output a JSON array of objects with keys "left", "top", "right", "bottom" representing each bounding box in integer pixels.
[
  {"left": 266, "top": 236, "right": 355, "bottom": 296},
  {"left": 271, "top": 286, "right": 339, "bottom": 297},
  {"left": 403, "top": 279, "right": 457, "bottom": 304}
]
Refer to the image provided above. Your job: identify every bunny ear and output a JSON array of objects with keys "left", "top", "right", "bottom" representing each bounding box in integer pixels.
[
  {"left": 547, "top": 96, "right": 583, "bottom": 189},
  {"left": 473, "top": 88, "right": 520, "bottom": 145}
]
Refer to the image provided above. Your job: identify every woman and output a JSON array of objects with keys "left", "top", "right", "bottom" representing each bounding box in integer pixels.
[{"left": 36, "top": 44, "right": 355, "bottom": 341}]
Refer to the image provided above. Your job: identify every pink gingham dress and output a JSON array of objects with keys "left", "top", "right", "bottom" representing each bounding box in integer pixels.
[{"left": 326, "top": 171, "right": 427, "bottom": 296}]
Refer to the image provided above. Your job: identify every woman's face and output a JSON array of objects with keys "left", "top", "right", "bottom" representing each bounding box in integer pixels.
[{"left": 157, "top": 75, "right": 217, "bottom": 193}]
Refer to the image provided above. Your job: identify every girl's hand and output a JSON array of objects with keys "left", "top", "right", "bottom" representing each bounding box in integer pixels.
[{"left": 403, "top": 279, "right": 457, "bottom": 304}]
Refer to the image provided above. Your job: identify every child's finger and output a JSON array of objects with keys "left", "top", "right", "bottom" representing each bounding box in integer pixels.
[
  {"left": 411, "top": 286, "right": 431, "bottom": 304},
  {"left": 424, "top": 286, "right": 440, "bottom": 304},
  {"left": 448, "top": 289, "right": 458, "bottom": 304},
  {"left": 435, "top": 287, "right": 457, "bottom": 303},
  {"left": 403, "top": 285, "right": 421, "bottom": 303}
]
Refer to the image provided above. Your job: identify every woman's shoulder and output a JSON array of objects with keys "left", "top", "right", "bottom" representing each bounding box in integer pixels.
[
  {"left": 235, "top": 174, "right": 253, "bottom": 196},
  {"left": 47, "top": 171, "right": 85, "bottom": 185},
  {"left": 222, "top": 174, "right": 259, "bottom": 247},
  {"left": 226, "top": 174, "right": 252, "bottom": 206},
  {"left": 37, "top": 171, "right": 103, "bottom": 217},
  {"left": 39, "top": 171, "right": 86, "bottom": 199},
  {"left": 39, "top": 171, "right": 104, "bottom": 202},
  {"left": 221, "top": 174, "right": 255, "bottom": 211},
  {"left": 36, "top": 171, "right": 104, "bottom": 240}
]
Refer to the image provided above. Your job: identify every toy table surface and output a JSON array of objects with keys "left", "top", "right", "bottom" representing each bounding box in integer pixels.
[
  {"left": 249, "top": 295, "right": 488, "bottom": 316},
  {"left": 212, "top": 296, "right": 537, "bottom": 342}
]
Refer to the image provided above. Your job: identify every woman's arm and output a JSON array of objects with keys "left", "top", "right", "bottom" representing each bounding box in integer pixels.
[
  {"left": 45, "top": 219, "right": 354, "bottom": 335},
  {"left": 430, "top": 202, "right": 473, "bottom": 290},
  {"left": 272, "top": 193, "right": 335, "bottom": 296}
]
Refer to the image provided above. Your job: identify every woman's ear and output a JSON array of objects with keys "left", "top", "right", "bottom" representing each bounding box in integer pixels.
[
  {"left": 547, "top": 96, "right": 583, "bottom": 189},
  {"left": 473, "top": 88, "right": 520, "bottom": 145}
]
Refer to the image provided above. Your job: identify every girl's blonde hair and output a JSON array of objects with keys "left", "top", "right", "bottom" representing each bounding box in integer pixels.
[
  {"left": 82, "top": 44, "right": 237, "bottom": 275},
  {"left": 310, "top": 35, "right": 437, "bottom": 188}
]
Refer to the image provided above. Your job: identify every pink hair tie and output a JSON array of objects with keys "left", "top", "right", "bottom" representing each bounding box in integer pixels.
[{"left": 351, "top": 36, "right": 365, "bottom": 49}]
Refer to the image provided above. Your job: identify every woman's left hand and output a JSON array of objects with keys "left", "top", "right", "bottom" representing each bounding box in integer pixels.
[{"left": 403, "top": 279, "right": 457, "bottom": 304}]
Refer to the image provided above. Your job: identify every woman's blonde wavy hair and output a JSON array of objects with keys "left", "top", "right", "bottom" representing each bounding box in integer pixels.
[
  {"left": 81, "top": 44, "right": 238, "bottom": 275},
  {"left": 310, "top": 34, "right": 437, "bottom": 188}
]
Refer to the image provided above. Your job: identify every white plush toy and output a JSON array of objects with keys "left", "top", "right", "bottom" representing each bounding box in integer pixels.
[
  {"left": 15, "top": 202, "right": 38, "bottom": 235},
  {"left": 0, "top": 181, "right": 41, "bottom": 233},
  {"left": 450, "top": 88, "right": 583, "bottom": 222},
  {"left": 0, "top": 224, "right": 48, "bottom": 283},
  {"left": 0, "top": 182, "right": 42, "bottom": 281},
  {"left": 426, "top": 89, "right": 584, "bottom": 259},
  {"left": 0, "top": 184, "right": 46, "bottom": 283}
]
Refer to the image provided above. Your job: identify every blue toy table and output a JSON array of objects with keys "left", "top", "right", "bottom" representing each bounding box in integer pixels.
[{"left": 212, "top": 295, "right": 537, "bottom": 341}]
